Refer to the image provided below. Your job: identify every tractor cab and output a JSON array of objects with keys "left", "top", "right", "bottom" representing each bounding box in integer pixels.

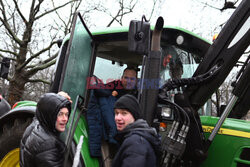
[
  {"left": 51, "top": 1, "right": 250, "bottom": 166},
  {"left": 50, "top": 13, "right": 212, "bottom": 167},
  {"left": 51, "top": 13, "right": 210, "bottom": 107}
]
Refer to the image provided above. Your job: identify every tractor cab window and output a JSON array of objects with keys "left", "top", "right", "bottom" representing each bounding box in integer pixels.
[
  {"left": 92, "top": 38, "right": 142, "bottom": 85},
  {"left": 160, "top": 45, "right": 199, "bottom": 83},
  {"left": 92, "top": 43, "right": 199, "bottom": 88},
  {"left": 93, "top": 57, "right": 128, "bottom": 84},
  {"left": 91, "top": 39, "right": 211, "bottom": 116},
  {"left": 159, "top": 45, "right": 211, "bottom": 116}
]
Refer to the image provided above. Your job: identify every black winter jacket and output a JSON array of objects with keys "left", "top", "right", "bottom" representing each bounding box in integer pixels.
[
  {"left": 20, "top": 93, "right": 71, "bottom": 167},
  {"left": 112, "top": 119, "right": 162, "bottom": 167}
]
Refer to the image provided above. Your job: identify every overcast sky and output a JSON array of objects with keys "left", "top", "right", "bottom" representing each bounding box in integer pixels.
[
  {"left": 16, "top": 0, "right": 240, "bottom": 41},
  {"left": 84, "top": 0, "right": 237, "bottom": 42},
  {"left": 158, "top": 0, "right": 234, "bottom": 39}
]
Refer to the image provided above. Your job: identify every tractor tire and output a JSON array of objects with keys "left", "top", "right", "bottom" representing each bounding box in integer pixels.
[{"left": 0, "top": 117, "right": 32, "bottom": 166}]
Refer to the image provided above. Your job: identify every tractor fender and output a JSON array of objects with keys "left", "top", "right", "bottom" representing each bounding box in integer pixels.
[
  {"left": 0, "top": 106, "right": 36, "bottom": 128},
  {"left": 0, "top": 105, "right": 36, "bottom": 163}
]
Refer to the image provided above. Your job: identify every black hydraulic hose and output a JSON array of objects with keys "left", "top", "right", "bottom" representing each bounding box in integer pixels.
[
  {"left": 159, "top": 63, "right": 221, "bottom": 141},
  {"left": 159, "top": 95, "right": 191, "bottom": 152},
  {"left": 175, "top": 106, "right": 182, "bottom": 125},
  {"left": 160, "top": 97, "right": 190, "bottom": 166},
  {"left": 160, "top": 64, "right": 221, "bottom": 92}
]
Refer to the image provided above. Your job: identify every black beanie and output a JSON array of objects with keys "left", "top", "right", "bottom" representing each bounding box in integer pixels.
[{"left": 114, "top": 94, "right": 141, "bottom": 120}]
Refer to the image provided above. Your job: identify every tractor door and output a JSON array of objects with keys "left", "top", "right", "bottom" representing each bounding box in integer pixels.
[
  {"left": 59, "top": 12, "right": 94, "bottom": 105},
  {"left": 57, "top": 12, "right": 99, "bottom": 167}
]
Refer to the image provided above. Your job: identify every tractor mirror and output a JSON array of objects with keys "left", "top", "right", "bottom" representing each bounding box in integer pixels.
[
  {"left": 0, "top": 57, "right": 10, "bottom": 79},
  {"left": 128, "top": 15, "right": 150, "bottom": 55}
]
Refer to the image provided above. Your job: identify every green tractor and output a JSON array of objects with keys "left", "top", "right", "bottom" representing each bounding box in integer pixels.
[{"left": 0, "top": 0, "right": 249, "bottom": 166}]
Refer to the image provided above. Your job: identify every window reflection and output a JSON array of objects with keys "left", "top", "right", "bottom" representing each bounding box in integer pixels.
[{"left": 160, "top": 45, "right": 199, "bottom": 83}]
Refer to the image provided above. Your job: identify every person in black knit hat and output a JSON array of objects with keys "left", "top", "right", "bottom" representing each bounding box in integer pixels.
[{"left": 112, "top": 94, "right": 162, "bottom": 167}]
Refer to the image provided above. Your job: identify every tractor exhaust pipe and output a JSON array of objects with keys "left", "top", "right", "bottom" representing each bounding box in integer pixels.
[{"left": 140, "top": 17, "right": 164, "bottom": 125}]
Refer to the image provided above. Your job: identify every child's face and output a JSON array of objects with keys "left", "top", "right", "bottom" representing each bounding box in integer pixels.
[
  {"left": 55, "top": 107, "right": 69, "bottom": 132},
  {"left": 115, "top": 108, "right": 135, "bottom": 131}
]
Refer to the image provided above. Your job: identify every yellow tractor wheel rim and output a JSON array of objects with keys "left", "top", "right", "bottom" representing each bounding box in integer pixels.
[{"left": 0, "top": 148, "right": 20, "bottom": 167}]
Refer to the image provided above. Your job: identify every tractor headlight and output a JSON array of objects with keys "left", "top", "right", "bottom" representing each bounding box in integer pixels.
[
  {"left": 161, "top": 106, "right": 172, "bottom": 118},
  {"left": 157, "top": 105, "right": 174, "bottom": 121}
]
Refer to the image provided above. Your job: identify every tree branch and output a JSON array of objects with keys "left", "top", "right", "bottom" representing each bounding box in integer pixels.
[
  {"left": 106, "top": 0, "right": 137, "bottom": 27},
  {"left": 0, "top": 17, "right": 23, "bottom": 45},
  {"left": 0, "top": 48, "right": 18, "bottom": 56},
  {"left": 0, "top": 0, "right": 23, "bottom": 45},
  {"left": 0, "top": 54, "right": 16, "bottom": 61},
  {"left": 148, "top": 0, "right": 156, "bottom": 21},
  {"left": 43, "top": 52, "right": 58, "bottom": 64},
  {"left": 194, "top": 0, "right": 221, "bottom": 10},
  {"left": 27, "top": 78, "right": 50, "bottom": 84},
  {"left": 25, "top": 51, "right": 58, "bottom": 69},
  {"left": 17, "top": 41, "right": 57, "bottom": 71},
  {"left": 33, "top": 0, "right": 44, "bottom": 17},
  {"left": 13, "top": 0, "right": 28, "bottom": 24},
  {"left": 51, "top": 0, "right": 68, "bottom": 33},
  {"left": 107, "top": 9, "right": 121, "bottom": 27},
  {"left": 35, "top": 0, "right": 76, "bottom": 20},
  {"left": 68, "top": 0, "right": 82, "bottom": 33},
  {"left": 52, "top": 0, "right": 82, "bottom": 35},
  {"left": 27, "top": 59, "right": 56, "bottom": 76},
  {"left": 28, "top": 0, "right": 36, "bottom": 23}
]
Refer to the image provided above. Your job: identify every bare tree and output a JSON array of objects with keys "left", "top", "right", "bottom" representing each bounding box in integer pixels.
[
  {"left": 79, "top": 0, "right": 163, "bottom": 27},
  {"left": 195, "top": 0, "right": 239, "bottom": 11},
  {"left": 211, "top": 70, "right": 238, "bottom": 116},
  {"left": 22, "top": 67, "right": 53, "bottom": 101},
  {"left": 106, "top": 0, "right": 138, "bottom": 27},
  {"left": 0, "top": 0, "right": 80, "bottom": 105}
]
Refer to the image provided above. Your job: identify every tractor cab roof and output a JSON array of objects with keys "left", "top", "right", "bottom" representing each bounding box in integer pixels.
[{"left": 91, "top": 26, "right": 210, "bottom": 67}]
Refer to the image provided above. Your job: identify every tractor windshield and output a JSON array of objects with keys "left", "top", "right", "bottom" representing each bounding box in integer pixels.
[
  {"left": 92, "top": 28, "right": 211, "bottom": 115},
  {"left": 91, "top": 27, "right": 209, "bottom": 86},
  {"left": 93, "top": 44, "right": 200, "bottom": 85},
  {"left": 160, "top": 45, "right": 199, "bottom": 82}
]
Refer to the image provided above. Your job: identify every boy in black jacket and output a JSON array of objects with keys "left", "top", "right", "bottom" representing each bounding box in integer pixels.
[
  {"left": 112, "top": 94, "right": 162, "bottom": 167},
  {"left": 20, "top": 92, "right": 71, "bottom": 167}
]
